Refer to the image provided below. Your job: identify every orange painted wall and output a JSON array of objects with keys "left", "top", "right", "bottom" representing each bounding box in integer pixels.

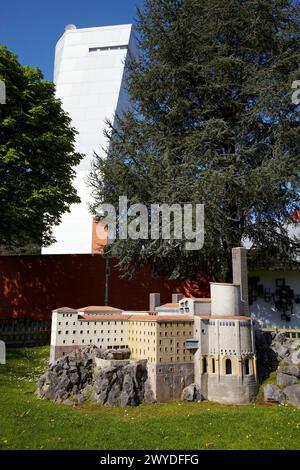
[{"left": 0, "top": 254, "right": 209, "bottom": 320}]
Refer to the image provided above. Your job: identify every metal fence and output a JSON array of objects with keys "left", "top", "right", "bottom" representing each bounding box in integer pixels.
[
  {"left": 260, "top": 327, "right": 300, "bottom": 339},
  {"left": 0, "top": 318, "right": 51, "bottom": 347}
]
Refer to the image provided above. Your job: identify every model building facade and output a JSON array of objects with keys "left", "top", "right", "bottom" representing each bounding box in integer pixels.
[{"left": 50, "top": 248, "right": 258, "bottom": 404}]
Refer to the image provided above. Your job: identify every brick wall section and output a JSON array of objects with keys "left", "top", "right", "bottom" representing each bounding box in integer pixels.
[{"left": 0, "top": 254, "right": 209, "bottom": 320}]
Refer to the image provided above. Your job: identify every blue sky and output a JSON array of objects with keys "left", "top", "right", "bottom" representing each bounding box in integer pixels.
[{"left": 0, "top": 0, "right": 141, "bottom": 80}]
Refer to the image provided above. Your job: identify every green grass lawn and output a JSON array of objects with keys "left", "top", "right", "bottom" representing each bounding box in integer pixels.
[{"left": 0, "top": 347, "right": 300, "bottom": 450}]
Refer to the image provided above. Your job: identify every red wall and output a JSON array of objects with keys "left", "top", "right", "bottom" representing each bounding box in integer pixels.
[{"left": 0, "top": 254, "right": 209, "bottom": 320}]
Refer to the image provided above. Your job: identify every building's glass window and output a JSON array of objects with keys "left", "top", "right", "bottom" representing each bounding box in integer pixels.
[
  {"left": 245, "top": 358, "right": 250, "bottom": 375},
  {"left": 89, "top": 45, "right": 128, "bottom": 52},
  {"left": 212, "top": 357, "right": 215, "bottom": 373}
]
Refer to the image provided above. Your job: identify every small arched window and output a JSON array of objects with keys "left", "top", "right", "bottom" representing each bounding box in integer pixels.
[
  {"left": 245, "top": 358, "right": 250, "bottom": 375},
  {"left": 202, "top": 357, "right": 207, "bottom": 374},
  {"left": 225, "top": 358, "right": 232, "bottom": 375}
]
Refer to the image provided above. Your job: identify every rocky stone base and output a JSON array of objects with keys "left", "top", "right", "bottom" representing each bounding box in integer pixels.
[
  {"left": 38, "top": 346, "right": 155, "bottom": 407},
  {"left": 181, "top": 383, "right": 203, "bottom": 402},
  {"left": 257, "top": 332, "right": 300, "bottom": 408}
]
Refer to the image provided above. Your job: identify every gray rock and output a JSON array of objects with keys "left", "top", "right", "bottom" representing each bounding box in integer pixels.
[
  {"left": 69, "top": 371, "right": 80, "bottom": 385},
  {"left": 280, "top": 365, "right": 300, "bottom": 378},
  {"left": 283, "top": 385, "right": 300, "bottom": 408},
  {"left": 106, "top": 382, "right": 122, "bottom": 406},
  {"left": 290, "top": 340, "right": 300, "bottom": 350},
  {"left": 290, "top": 350, "right": 300, "bottom": 365},
  {"left": 273, "top": 332, "right": 287, "bottom": 344},
  {"left": 271, "top": 343, "right": 289, "bottom": 359},
  {"left": 277, "top": 372, "right": 297, "bottom": 387},
  {"left": 63, "top": 399, "right": 76, "bottom": 406},
  {"left": 182, "top": 384, "right": 203, "bottom": 402},
  {"left": 144, "top": 379, "right": 156, "bottom": 404},
  {"left": 263, "top": 384, "right": 286, "bottom": 404},
  {"left": 38, "top": 347, "right": 152, "bottom": 407}
]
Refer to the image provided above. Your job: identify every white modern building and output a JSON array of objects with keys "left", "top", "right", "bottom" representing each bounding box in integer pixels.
[{"left": 42, "top": 24, "right": 135, "bottom": 254}]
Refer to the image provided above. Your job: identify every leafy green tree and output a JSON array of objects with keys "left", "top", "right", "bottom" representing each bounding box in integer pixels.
[
  {"left": 90, "top": 0, "right": 300, "bottom": 281},
  {"left": 0, "top": 46, "right": 82, "bottom": 251}
]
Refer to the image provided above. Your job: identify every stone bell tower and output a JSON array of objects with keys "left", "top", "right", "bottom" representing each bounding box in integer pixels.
[{"left": 232, "top": 247, "right": 249, "bottom": 316}]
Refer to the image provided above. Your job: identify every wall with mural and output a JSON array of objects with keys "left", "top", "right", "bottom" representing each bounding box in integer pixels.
[{"left": 250, "top": 270, "right": 300, "bottom": 329}]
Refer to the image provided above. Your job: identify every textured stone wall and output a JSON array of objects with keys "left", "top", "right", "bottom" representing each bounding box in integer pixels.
[
  {"left": 149, "top": 363, "right": 194, "bottom": 402},
  {"left": 207, "top": 375, "right": 258, "bottom": 404}
]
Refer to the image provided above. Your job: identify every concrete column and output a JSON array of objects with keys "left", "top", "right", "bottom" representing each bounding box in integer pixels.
[
  {"left": 217, "top": 320, "right": 220, "bottom": 381},
  {"left": 149, "top": 293, "right": 161, "bottom": 312},
  {"left": 236, "top": 321, "right": 242, "bottom": 383},
  {"left": 232, "top": 247, "right": 249, "bottom": 316},
  {"left": 250, "top": 320, "right": 255, "bottom": 354},
  {"left": 253, "top": 356, "right": 258, "bottom": 380}
]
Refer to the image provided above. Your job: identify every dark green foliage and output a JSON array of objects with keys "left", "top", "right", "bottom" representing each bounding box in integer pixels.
[
  {"left": 90, "top": 0, "right": 300, "bottom": 280},
  {"left": 0, "top": 46, "right": 82, "bottom": 250}
]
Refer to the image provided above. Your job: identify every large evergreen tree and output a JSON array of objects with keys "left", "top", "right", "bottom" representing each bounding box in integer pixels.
[
  {"left": 90, "top": 0, "right": 300, "bottom": 281},
  {"left": 0, "top": 46, "right": 82, "bottom": 251}
]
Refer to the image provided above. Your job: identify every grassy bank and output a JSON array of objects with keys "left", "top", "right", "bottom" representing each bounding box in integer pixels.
[{"left": 0, "top": 347, "right": 299, "bottom": 450}]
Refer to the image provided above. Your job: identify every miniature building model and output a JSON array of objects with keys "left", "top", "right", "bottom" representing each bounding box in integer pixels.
[{"left": 50, "top": 248, "right": 258, "bottom": 403}]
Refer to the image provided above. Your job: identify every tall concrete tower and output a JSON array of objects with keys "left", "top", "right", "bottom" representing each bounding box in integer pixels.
[{"left": 42, "top": 24, "right": 135, "bottom": 255}]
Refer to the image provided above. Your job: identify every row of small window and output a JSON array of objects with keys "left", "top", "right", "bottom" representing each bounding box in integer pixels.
[
  {"left": 219, "top": 322, "right": 235, "bottom": 327},
  {"left": 79, "top": 321, "right": 124, "bottom": 326},
  {"left": 61, "top": 314, "right": 73, "bottom": 317},
  {"left": 58, "top": 331, "right": 76, "bottom": 335},
  {"left": 58, "top": 322, "right": 76, "bottom": 326},
  {"left": 159, "top": 331, "right": 192, "bottom": 336},
  {"left": 60, "top": 345, "right": 127, "bottom": 355},
  {"left": 202, "top": 357, "right": 252, "bottom": 375},
  {"left": 89, "top": 45, "right": 128, "bottom": 52},
  {"left": 158, "top": 356, "right": 193, "bottom": 363},
  {"left": 159, "top": 347, "right": 188, "bottom": 354},
  {"left": 61, "top": 338, "right": 126, "bottom": 345},
  {"left": 61, "top": 337, "right": 124, "bottom": 343},
  {"left": 79, "top": 329, "right": 123, "bottom": 335},
  {"left": 130, "top": 330, "right": 154, "bottom": 336},
  {"left": 80, "top": 338, "right": 124, "bottom": 344},
  {"left": 159, "top": 322, "right": 193, "bottom": 327},
  {"left": 131, "top": 347, "right": 155, "bottom": 354},
  {"left": 128, "top": 337, "right": 155, "bottom": 343},
  {"left": 210, "top": 349, "right": 237, "bottom": 354},
  {"left": 58, "top": 330, "right": 125, "bottom": 335},
  {"left": 159, "top": 340, "right": 184, "bottom": 346}
]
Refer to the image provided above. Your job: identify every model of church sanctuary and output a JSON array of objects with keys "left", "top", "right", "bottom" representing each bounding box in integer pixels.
[{"left": 50, "top": 248, "right": 258, "bottom": 404}]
